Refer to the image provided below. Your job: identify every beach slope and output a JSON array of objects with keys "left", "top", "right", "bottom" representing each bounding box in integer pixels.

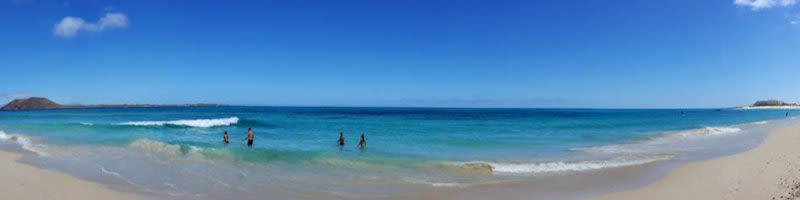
[
  {"left": 0, "top": 151, "right": 140, "bottom": 200},
  {"left": 589, "top": 122, "right": 800, "bottom": 200}
]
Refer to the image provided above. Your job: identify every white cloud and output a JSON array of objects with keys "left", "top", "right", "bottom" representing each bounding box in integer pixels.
[
  {"left": 53, "top": 12, "right": 127, "bottom": 38},
  {"left": 734, "top": 0, "right": 797, "bottom": 10}
]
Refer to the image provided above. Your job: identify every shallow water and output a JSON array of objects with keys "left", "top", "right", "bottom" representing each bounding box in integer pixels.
[{"left": 0, "top": 107, "right": 796, "bottom": 199}]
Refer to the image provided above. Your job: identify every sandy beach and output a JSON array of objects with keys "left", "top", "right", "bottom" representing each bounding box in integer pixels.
[
  {"left": 589, "top": 122, "right": 800, "bottom": 200},
  {"left": 0, "top": 151, "right": 140, "bottom": 200}
]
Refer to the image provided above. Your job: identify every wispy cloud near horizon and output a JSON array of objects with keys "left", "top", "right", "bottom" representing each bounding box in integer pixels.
[
  {"left": 734, "top": 0, "right": 797, "bottom": 10},
  {"left": 53, "top": 12, "right": 127, "bottom": 38},
  {"left": 790, "top": 13, "right": 800, "bottom": 24},
  {"left": 0, "top": 92, "right": 34, "bottom": 101}
]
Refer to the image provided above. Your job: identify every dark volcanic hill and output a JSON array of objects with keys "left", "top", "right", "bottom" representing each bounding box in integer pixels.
[
  {"left": 1, "top": 97, "right": 223, "bottom": 111},
  {"left": 1, "top": 97, "right": 63, "bottom": 110},
  {"left": 752, "top": 100, "right": 798, "bottom": 107}
]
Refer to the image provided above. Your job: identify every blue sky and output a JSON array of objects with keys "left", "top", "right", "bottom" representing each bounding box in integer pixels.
[{"left": 1, "top": 0, "right": 799, "bottom": 108}]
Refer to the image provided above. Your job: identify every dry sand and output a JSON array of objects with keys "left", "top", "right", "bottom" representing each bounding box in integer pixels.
[
  {"left": 0, "top": 151, "right": 141, "bottom": 200},
  {"left": 589, "top": 122, "right": 800, "bottom": 200}
]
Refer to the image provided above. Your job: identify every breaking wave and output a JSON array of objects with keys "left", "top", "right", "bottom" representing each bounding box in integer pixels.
[
  {"left": 453, "top": 155, "right": 670, "bottom": 174},
  {"left": 676, "top": 126, "right": 741, "bottom": 137},
  {"left": 117, "top": 117, "right": 239, "bottom": 128},
  {"left": 128, "top": 139, "right": 184, "bottom": 155},
  {"left": 127, "top": 139, "right": 204, "bottom": 159},
  {"left": 0, "top": 130, "right": 48, "bottom": 156},
  {"left": 575, "top": 126, "right": 744, "bottom": 154}
]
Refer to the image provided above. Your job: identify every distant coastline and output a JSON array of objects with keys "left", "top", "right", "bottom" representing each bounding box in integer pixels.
[
  {"left": 736, "top": 100, "right": 800, "bottom": 110},
  {"left": 4, "top": 97, "right": 799, "bottom": 111},
  {"left": 737, "top": 106, "right": 800, "bottom": 110},
  {"left": 1, "top": 97, "right": 223, "bottom": 111}
]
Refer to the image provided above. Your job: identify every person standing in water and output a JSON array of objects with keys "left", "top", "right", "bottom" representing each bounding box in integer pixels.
[
  {"left": 338, "top": 132, "right": 345, "bottom": 146},
  {"left": 246, "top": 128, "right": 254, "bottom": 147},
  {"left": 223, "top": 131, "right": 229, "bottom": 144},
  {"left": 358, "top": 133, "right": 366, "bottom": 149}
]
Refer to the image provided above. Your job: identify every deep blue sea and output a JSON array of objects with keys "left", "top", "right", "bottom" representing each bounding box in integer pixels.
[{"left": 0, "top": 107, "right": 797, "bottom": 199}]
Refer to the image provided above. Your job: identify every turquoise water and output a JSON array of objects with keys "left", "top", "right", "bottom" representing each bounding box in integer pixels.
[{"left": 0, "top": 107, "right": 796, "bottom": 199}]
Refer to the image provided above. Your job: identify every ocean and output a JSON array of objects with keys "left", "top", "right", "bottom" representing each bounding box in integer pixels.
[{"left": 0, "top": 107, "right": 796, "bottom": 199}]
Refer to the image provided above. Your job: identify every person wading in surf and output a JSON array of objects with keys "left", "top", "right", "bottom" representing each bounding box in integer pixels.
[
  {"left": 245, "top": 128, "right": 254, "bottom": 147},
  {"left": 338, "top": 132, "right": 345, "bottom": 146},
  {"left": 358, "top": 133, "right": 366, "bottom": 149},
  {"left": 223, "top": 131, "right": 229, "bottom": 144}
]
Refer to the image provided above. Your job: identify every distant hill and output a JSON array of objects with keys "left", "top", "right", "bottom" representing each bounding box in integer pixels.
[
  {"left": 1, "top": 97, "right": 223, "bottom": 111},
  {"left": 1, "top": 97, "right": 63, "bottom": 110},
  {"left": 752, "top": 100, "right": 792, "bottom": 107},
  {"left": 737, "top": 100, "right": 800, "bottom": 110}
]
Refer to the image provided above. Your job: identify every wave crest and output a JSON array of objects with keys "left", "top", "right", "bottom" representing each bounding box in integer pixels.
[{"left": 118, "top": 117, "right": 239, "bottom": 128}]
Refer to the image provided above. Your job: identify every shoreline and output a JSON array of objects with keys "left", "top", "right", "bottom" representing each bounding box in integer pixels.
[
  {"left": 587, "top": 121, "right": 800, "bottom": 200},
  {"left": 0, "top": 114, "right": 795, "bottom": 199},
  {"left": 379, "top": 119, "right": 799, "bottom": 200},
  {"left": 737, "top": 106, "right": 800, "bottom": 110},
  {"left": 0, "top": 150, "right": 142, "bottom": 200}
]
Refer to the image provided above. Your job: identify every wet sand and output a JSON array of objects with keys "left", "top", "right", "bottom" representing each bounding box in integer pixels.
[
  {"left": 588, "top": 122, "right": 800, "bottom": 200},
  {"left": 382, "top": 121, "right": 800, "bottom": 200},
  {"left": 0, "top": 151, "right": 141, "bottom": 200}
]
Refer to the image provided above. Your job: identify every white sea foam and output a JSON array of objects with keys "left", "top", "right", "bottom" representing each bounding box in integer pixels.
[
  {"left": 0, "top": 131, "right": 8, "bottom": 140},
  {"left": 0, "top": 131, "right": 48, "bottom": 156},
  {"left": 118, "top": 117, "right": 239, "bottom": 128},
  {"left": 128, "top": 139, "right": 205, "bottom": 159},
  {"left": 751, "top": 121, "right": 768, "bottom": 125},
  {"left": 128, "top": 139, "right": 183, "bottom": 156},
  {"left": 99, "top": 165, "right": 150, "bottom": 191},
  {"left": 400, "top": 178, "right": 473, "bottom": 188},
  {"left": 80, "top": 122, "right": 94, "bottom": 126},
  {"left": 431, "top": 182, "right": 470, "bottom": 188},
  {"left": 574, "top": 145, "right": 648, "bottom": 154},
  {"left": 575, "top": 126, "right": 744, "bottom": 155},
  {"left": 100, "top": 166, "right": 124, "bottom": 177},
  {"left": 15, "top": 137, "right": 47, "bottom": 156},
  {"left": 457, "top": 155, "right": 670, "bottom": 174},
  {"left": 677, "top": 126, "right": 741, "bottom": 137},
  {"left": 314, "top": 158, "right": 378, "bottom": 169}
]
